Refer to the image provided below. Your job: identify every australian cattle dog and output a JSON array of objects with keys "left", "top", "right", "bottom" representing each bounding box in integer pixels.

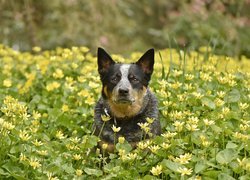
[{"left": 94, "top": 48, "right": 161, "bottom": 152}]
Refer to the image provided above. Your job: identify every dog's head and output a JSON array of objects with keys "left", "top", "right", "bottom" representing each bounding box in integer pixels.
[{"left": 97, "top": 47, "right": 154, "bottom": 118}]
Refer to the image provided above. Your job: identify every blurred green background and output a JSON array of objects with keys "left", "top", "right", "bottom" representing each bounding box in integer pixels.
[{"left": 0, "top": 0, "right": 249, "bottom": 57}]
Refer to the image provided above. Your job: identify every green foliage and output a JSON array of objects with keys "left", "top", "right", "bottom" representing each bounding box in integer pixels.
[
  {"left": 0, "top": 44, "right": 249, "bottom": 179},
  {"left": 0, "top": 0, "right": 249, "bottom": 57}
]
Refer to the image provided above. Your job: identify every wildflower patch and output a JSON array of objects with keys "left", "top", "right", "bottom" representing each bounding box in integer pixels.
[{"left": 0, "top": 44, "right": 249, "bottom": 179}]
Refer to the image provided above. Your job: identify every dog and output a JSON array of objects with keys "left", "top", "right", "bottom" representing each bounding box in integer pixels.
[{"left": 94, "top": 47, "right": 161, "bottom": 152}]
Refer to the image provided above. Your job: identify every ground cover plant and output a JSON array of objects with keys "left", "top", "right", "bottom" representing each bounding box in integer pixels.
[{"left": 0, "top": 44, "right": 249, "bottom": 179}]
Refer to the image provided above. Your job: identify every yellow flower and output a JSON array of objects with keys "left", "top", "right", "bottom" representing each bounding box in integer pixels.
[
  {"left": 161, "top": 131, "right": 177, "bottom": 139},
  {"left": 215, "top": 98, "right": 225, "bottom": 107},
  {"left": 170, "top": 81, "right": 182, "bottom": 89},
  {"left": 186, "top": 124, "right": 199, "bottom": 131},
  {"left": 158, "top": 79, "right": 168, "bottom": 88},
  {"left": 146, "top": 117, "right": 155, "bottom": 124},
  {"left": 137, "top": 122, "right": 150, "bottom": 133},
  {"left": 239, "top": 102, "right": 249, "bottom": 110},
  {"left": 37, "top": 150, "right": 48, "bottom": 156},
  {"left": 19, "top": 130, "right": 31, "bottom": 141},
  {"left": 70, "top": 137, "right": 81, "bottom": 144},
  {"left": 200, "top": 72, "right": 212, "bottom": 82},
  {"left": 32, "top": 46, "right": 41, "bottom": 52},
  {"left": 217, "top": 91, "right": 226, "bottom": 98},
  {"left": 177, "top": 94, "right": 186, "bottom": 102},
  {"left": 217, "top": 76, "right": 229, "bottom": 84},
  {"left": 184, "top": 83, "right": 194, "bottom": 91},
  {"left": 161, "top": 142, "right": 171, "bottom": 150},
  {"left": 85, "top": 96, "right": 95, "bottom": 105},
  {"left": 192, "top": 92, "right": 204, "bottom": 99},
  {"left": 169, "top": 110, "right": 184, "bottom": 120},
  {"left": 187, "top": 116, "right": 199, "bottom": 124},
  {"left": 173, "top": 70, "right": 183, "bottom": 77},
  {"left": 127, "top": 153, "right": 137, "bottom": 161},
  {"left": 101, "top": 114, "right": 111, "bottom": 122},
  {"left": 89, "top": 81, "right": 99, "bottom": 89},
  {"left": 32, "top": 139, "right": 43, "bottom": 146},
  {"left": 19, "top": 153, "right": 27, "bottom": 162},
  {"left": 118, "top": 137, "right": 125, "bottom": 144},
  {"left": 237, "top": 157, "right": 247, "bottom": 167},
  {"left": 77, "top": 76, "right": 86, "bottom": 83},
  {"left": 73, "top": 154, "right": 82, "bottom": 161},
  {"left": 80, "top": 46, "right": 89, "bottom": 53},
  {"left": 32, "top": 110, "right": 41, "bottom": 120},
  {"left": 29, "top": 158, "right": 41, "bottom": 169},
  {"left": 55, "top": 130, "right": 65, "bottom": 139},
  {"left": 173, "top": 121, "right": 184, "bottom": 132},
  {"left": 62, "top": 104, "right": 69, "bottom": 112},
  {"left": 175, "top": 153, "right": 192, "bottom": 164},
  {"left": 3, "top": 79, "right": 12, "bottom": 87},
  {"left": 46, "top": 81, "right": 60, "bottom": 91},
  {"left": 53, "top": 68, "right": 64, "bottom": 79},
  {"left": 239, "top": 124, "right": 248, "bottom": 131},
  {"left": 102, "top": 143, "right": 108, "bottom": 150},
  {"left": 150, "top": 164, "right": 163, "bottom": 176},
  {"left": 177, "top": 167, "right": 193, "bottom": 176},
  {"left": 76, "top": 169, "right": 83, "bottom": 176},
  {"left": 203, "top": 119, "right": 215, "bottom": 126},
  {"left": 199, "top": 46, "right": 212, "bottom": 53},
  {"left": 47, "top": 172, "right": 59, "bottom": 180},
  {"left": 228, "top": 80, "right": 237, "bottom": 87},
  {"left": 112, "top": 125, "right": 121, "bottom": 133},
  {"left": 71, "top": 63, "right": 78, "bottom": 69},
  {"left": 185, "top": 74, "right": 194, "bottom": 80},
  {"left": 202, "top": 140, "right": 211, "bottom": 147},
  {"left": 77, "top": 89, "right": 89, "bottom": 97},
  {"left": 2, "top": 121, "right": 15, "bottom": 131},
  {"left": 149, "top": 145, "right": 160, "bottom": 153},
  {"left": 233, "top": 132, "right": 249, "bottom": 142},
  {"left": 221, "top": 106, "right": 229, "bottom": 115}
]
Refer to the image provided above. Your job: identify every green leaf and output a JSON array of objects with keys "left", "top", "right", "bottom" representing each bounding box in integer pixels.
[
  {"left": 226, "top": 142, "right": 238, "bottom": 149},
  {"left": 225, "top": 89, "right": 240, "bottom": 103},
  {"left": 116, "top": 142, "right": 132, "bottom": 153},
  {"left": 239, "top": 175, "right": 250, "bottom": 180},
  {"left": 161, "top": 159, "right": 183, "bottom": 172},
  {"left": 195, "top": 161, "right": 207, "bottom": 173},
  {"left": 201, "top": 97, "right": 215, "bottom": 109},
  {"left": 143, "top": 175, "right": 157, "bottom": 180},
  {"left": 202, "top": 170, "right": 220, "bottom": 178},
  {"left": 62, "top": 163, "right": 75, "bottom": 174},
  {"left": 211, "top": 124, "right": 222, "bottom": 133},
  {"left": 81, "top": 135, "right": 99, "bottom": 149},
  {"left": 218, "top": 173, "right": 236, "bottom": 180},
  {"left": 84, "top": 167, "right": 103, "bottom": 177},
  {"left": 216, "top": 149, "right": 238, "bottom": 164},
  {"left": 0, "top": 168, "right": 9, "bottom": 176}
]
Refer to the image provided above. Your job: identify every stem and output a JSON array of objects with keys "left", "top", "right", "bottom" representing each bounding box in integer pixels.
[
  {"left": 113, "top": 132, "right": 116, "bottom": 145},
  {"left": 98, "top": 122, "right": 106, "bottom": 138}
]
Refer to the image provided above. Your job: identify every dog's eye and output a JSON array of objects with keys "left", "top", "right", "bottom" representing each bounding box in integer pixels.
[
  {"left": 129, "top": 75, "right": 139, "bottom": 82},
  {"left": 111, "top": 74, "right": 120, "bottom": 83},
  {"left": 112, "top": 77, "right": 118, "bottom": 81}
]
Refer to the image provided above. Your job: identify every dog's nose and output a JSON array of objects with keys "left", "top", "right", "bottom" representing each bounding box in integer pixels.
[{"left": 118, "top": 88, "right": 129, "bottom": 96}]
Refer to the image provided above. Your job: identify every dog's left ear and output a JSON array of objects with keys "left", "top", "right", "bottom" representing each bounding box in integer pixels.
[
  {"left": 136, "top": 48, "right": 154, "bottom": 75},
  {"left": 97, "top": 47, "right": 115, "bottom": 74}
]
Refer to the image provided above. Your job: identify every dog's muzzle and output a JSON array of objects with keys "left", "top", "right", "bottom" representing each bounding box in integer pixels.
[{"left": 114, "top": 88, "right": 135, "bottom": 104}]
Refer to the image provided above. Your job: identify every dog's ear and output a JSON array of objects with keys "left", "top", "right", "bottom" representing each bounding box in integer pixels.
[
  {"left": 136, "top": 48, "right": 154, "bottom": 75},
  {"left": 97, "top": 47, "right": 115, "bottom": 74}
]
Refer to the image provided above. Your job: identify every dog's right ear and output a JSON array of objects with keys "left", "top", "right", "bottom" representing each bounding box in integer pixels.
[{"left": 97, "top": 47, "right": 115, "bottom": 74}]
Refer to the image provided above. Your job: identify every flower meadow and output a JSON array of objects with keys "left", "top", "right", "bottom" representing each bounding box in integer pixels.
[{"left": 0, "top": 44, "right": 249, "bottom": 179}]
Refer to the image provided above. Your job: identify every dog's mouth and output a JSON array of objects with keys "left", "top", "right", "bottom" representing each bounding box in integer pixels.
[{"left": 114, "top": 97, "right": 135, "bottom": 105}]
